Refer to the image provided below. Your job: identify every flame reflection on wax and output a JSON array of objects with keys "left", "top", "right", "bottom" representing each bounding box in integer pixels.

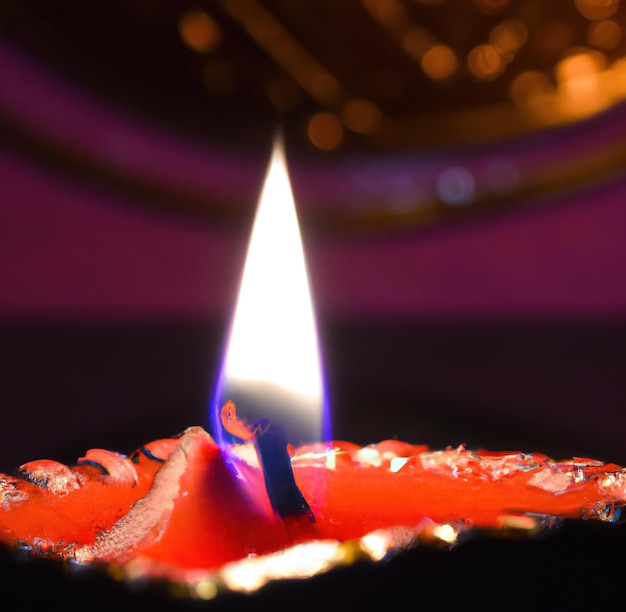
[{"left": 211, "top": 138, "right": 328, "bottom": 448}]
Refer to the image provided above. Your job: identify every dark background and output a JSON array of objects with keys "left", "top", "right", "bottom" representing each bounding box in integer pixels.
[{"left": 2, "top": 316, "right": 625, "bottom": 470}]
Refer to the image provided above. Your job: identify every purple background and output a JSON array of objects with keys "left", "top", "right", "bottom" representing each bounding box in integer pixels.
[{"left": 0, "top": 34, "right": 624, "bottom": 470}]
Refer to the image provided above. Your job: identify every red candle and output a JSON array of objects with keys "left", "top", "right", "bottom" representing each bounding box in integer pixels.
[{"left": 0, "top": 417, "right": 625, "bottom": 596}]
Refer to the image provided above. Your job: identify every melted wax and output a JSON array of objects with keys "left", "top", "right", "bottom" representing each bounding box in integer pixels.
[{"left": 1, "top": 422, "right": 625, "bottom": 596}]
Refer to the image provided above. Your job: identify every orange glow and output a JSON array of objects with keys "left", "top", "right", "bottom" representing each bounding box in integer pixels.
[
  {"left": 363, "top": 0, "right": 445, "bottom": 73},
  {"left": 472, "top": 0, "right": 511, "bottom": 15},
  {"left": 342, "top": 99, "right": 383, "bottom": 134},
  {"left": 489, "top": 19, "right": 528, "bottom": 55},
  {"left": 608, "top": 58, "right": 626, "bottom": 102},
  {"left": 421, "top": 44, "right": 457, "bottom": 80},
  {"left": 364, "top": 0, "right": 406, "bottom": 28},
  {"left": 309, "top": 73, "right": 341, "bottom": 106},
  {"left": 467, "top": 44, "right": 505, "bottom": 80},
  {"left": 557, "top": 50, "right": 605, "bottom": 91},
  {"left": 509, "top": 70, "right": 555, "bottom": 106},
  {"left": 574, "top": 0, "right": 619, "bottom": 21},
  {"left": 179, "top": 10, "right": 222, "bottom": 54},
  {"left": 224, "top": 0, "right": 343, "bottom": 106},
  {"left": 402, "top": 27, "right": 436, "bottom": 61},
  {"left": 308, "top": 113, "right": 344, "bottom": 150},
  {"left": 509, "top": 71, "right": 560, "bottom": 123},
  {"left": 508, "top": 45, "right": 626, "bottom": 125},
  {"left": 588, "top": 20, "right": 622, "bottom": 50},
  {"left": 557, "top": 49, "right": 607, "bottom": 117}
]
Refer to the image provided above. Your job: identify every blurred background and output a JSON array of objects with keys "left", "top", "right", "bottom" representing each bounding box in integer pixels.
[{"left": 0, "top": 0, "right": 625, "bottom": 471}]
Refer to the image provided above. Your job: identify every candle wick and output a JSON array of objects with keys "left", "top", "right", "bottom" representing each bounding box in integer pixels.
[
  {"left": 253, "top": 420, "right": 315, "bottom": 522},
  {"left": 219, "top": 401, "right": 314, "bottom": 521}
]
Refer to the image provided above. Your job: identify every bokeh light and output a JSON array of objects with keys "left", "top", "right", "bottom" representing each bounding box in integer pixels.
[
  {"left": 178, "top": 10, "right": 222, "bottom": 54},
  {"left": 436, "top": 167, "right": 475, "bottom": 206},
  {"left": 342, "top": 99, "right": 383, "bottom": 135},
  {"left": 557, "top": 48, "right": 607, "bottom": 117},
  {"left": 3, "top": 1, "right": 626, "bottom": 153},
  {"left": 574, "top": 0, "right": 620, "bottom": 21},
  {"left": 489, "top": 19, "right": 528, "bottom": 56},
  {"left": 467, "top": 44, "right": 505, "bottom": 81},
  {"left": 421, "top": 45, "right": 458, "bottom": 80},
  {"left": 403, "top": 27, "right": 436, "bottom": 61},
  {"left": 588, "top": 19, "right": 622, "bottom": 50},
  {"left": 308, "top": 113, "right": 344, "bottom": 150}
]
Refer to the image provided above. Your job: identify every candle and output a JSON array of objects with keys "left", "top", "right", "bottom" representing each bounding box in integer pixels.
[
  {"left": 211, "top": 136, "right": 327, "bottom": 449},
  {"left": 1, "top": 140, "right": 625, "bottom": 601},
  {"left": 1, "top": 419, "right": 626, "bottom": 598}
]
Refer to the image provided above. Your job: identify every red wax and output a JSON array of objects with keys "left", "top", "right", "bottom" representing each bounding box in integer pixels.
[
  {"left": 0, "top": 426, "right": 625, "bottom": 583},
  {"left": 293, "top": 441, "right": 624, "bottom": 539}
]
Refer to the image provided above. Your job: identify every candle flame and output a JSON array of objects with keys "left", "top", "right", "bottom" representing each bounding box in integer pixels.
[{"left": 212, "top": 138, "right": 327, "bottom": 447}]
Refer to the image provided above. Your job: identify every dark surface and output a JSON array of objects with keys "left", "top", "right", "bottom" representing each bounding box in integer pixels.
[{"left": 1, "top": 519, "right": 624, "bottom": 610}]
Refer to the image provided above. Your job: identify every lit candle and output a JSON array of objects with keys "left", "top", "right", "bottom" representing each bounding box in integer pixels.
[
  {"left": 212, "top": 137, "right": 327, "bottom": 450},
  {"left": 0, "top": 141, "right": 625, "bottom": 600}
]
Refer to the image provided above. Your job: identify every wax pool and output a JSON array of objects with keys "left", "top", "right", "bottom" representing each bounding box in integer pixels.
[{"left": 0, "top": 425, "right": 625, "bottom": 595}]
